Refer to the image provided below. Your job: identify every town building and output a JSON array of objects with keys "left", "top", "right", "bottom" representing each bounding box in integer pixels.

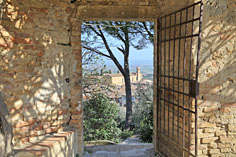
[{"left": 104, "top": 67, "right": 143, "bottom": 86}]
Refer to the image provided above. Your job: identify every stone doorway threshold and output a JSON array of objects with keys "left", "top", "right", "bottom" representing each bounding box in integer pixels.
[{"left": 84, "top": 136, "right": 160, "bottom": 157}]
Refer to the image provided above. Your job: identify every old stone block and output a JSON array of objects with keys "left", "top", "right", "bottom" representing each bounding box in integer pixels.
[
  {"left": 71, "top": 31, "right": 81, "bottom": 36},
  {"left": 209, "top": 149, "right": 220, "bottom": 154},
  {"left": 71, "top": 114, "right": 82, "bottom": 120},
  {"left": 35, "top": 130, "right": 46, "bottom": 136},
  {"left": 12, "top": 113, "right": 23, "bottom": 123},
  {"left": 209, "top": 116, "right": 220, "bottom": 123},
  {"left": 228, "top": 124, "right": 236, "bottom": 132},
  {"left": 209, "top": 143, "right": 218, "bottom": 149},
  {"left": 51, "top": 114, "right": 58, "bottom": 120},
  {"left": 52, "top": 120, "right": 63, "bottom": 126},
  {"left": 219, "top": 136, "right": 232, "bottom": 143},
  {"left": 54, "top": 31, "right": 70, "bottom": 44},
  {"left": 23, "top": 107, "right": 38, "bottom": 120},
  {"left": 43, "top": 122, "right": 51, "bottom": 129},
  {"left": 203, "top": 106, "right": 220, "bottom": 113},
  {"left": 211, "top": 154, "right": 225, "bottom": 157},
  {"left": 216, "top": 130, "right": 226, "bottom": 136},
  {"left": 15, "top": 120, "right": 36, "bottom": 128},
  {"left": 204, "top": 128, "right": 216, "bottom": 133},
  {"left": 202, "top": 137, "right": 218, "bottom": 144},
  {"left": 45, "top": 127, "right": 56, "bottom": 134},
  {"left": 220, "top": 148, "right": 232, "bottom": 153},
  {"left": 198, "top": 144, "right": 208, "bottom": 150},
  {"left": 219, "top": 143, "right": 232, "bottom": 149},
  {"left": 15, "top": 151, "right": 35, "bottom": 157},
  {"left": 20, "top": 137, "right": 30, "bottom": 144},
  {"left": 199, "top": 122, "right": 216, "bottom": 128},
  {"left": 198, "top": 133, "right": 215, "bottom": 138},
  {"left": 199, "top": 101, "right": 218, "bottom": 107}
]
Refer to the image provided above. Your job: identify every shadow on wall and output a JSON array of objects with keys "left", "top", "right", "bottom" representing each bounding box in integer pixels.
[
  {"left": 0, "top": 0, "right": 77, "bottom": 152},
  {"left": 199, "top": 0, "right": 236, "bottom": 103}
]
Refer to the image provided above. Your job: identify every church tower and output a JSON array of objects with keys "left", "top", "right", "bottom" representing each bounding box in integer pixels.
[{"left": 136, "top": 67, "right": 142, "bottom": 81}]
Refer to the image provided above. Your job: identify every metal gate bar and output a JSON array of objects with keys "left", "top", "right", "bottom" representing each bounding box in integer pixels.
[{"left": 157, "top": 1, "right": 203, "bottom": 156}]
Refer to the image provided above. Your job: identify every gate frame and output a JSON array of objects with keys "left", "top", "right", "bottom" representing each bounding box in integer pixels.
[{"left": 156, "top": 1, "right": 203, "bottom": 156}]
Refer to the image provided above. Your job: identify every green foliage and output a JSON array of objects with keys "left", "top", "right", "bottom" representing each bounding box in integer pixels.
[
  {"left": 83, "top": 93, "right": 121, "bottom": 143},
  {"left": 139, "top": 103, "right": 153, "bottom": 143},
  {"left": 117, "top": 119, "right": 134, "bottom": 140},
  {"left": 120, "top": 129, "right": 134, "bottom": 140},
  {"left": 133, "top": 83, "right": 153, "bottom": 143},
  {"left": 133, "top": 83, "right": 153, "bottom": 129}
]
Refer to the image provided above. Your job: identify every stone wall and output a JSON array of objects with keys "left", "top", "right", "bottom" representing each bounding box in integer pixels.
[
  {"left": 198, "top": 101, "right": 236, "bottom": 156},
  {"left": 76, "top": 0, "right": 162, "bottom": 21},
  {"left": 197, "top": 0, "right": 236, "bottom": 156},
  {"left": 0, "top": 0, "right": 82, "bottom": 154},
  {"left": 199, "top": 0, "right": 236, "bottom": 103}
]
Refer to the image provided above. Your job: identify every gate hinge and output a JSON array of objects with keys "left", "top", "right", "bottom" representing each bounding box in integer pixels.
[{"left": 189, "top": 80, "right": 199, "bottom": 98}]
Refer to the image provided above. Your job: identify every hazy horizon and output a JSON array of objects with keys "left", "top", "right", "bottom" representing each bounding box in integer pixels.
[{"left": 103, "top": 44, "right": 154, "bottom": 67}]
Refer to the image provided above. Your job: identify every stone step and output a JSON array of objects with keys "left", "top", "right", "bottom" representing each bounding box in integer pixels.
[{"left": 14, "top": 130, "right": 77, "bottom": 157}]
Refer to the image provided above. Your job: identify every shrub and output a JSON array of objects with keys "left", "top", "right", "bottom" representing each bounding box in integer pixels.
[
  {"left": 133, "top": 83, "right": 153, "bottom": 130},
  {"left": 120, "top": 129, "right": 134, "bottom": 140},
  {"left": 139, "top": 103, "right": 153, "bottom": 143},
  {"left": 83, "top": 93, "right": 121, "bottom": 143},
  {"left": 133, "top": 83, "right": 153, "bottom": 142}
]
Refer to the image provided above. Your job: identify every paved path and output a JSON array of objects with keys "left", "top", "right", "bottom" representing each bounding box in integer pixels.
[{"left": 84, "top": 137, "right": 158, "bottom": 157}]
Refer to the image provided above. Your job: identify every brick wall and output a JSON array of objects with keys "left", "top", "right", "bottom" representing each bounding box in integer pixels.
[
  {"left": 198, "top": 101, "right": 236, "bottom": 156},
  {"left": 0, "top": 0, "right": 82, "bottom": 150},
  {"left": 197, "top": 0, "right": 236, "bottom": 156}
]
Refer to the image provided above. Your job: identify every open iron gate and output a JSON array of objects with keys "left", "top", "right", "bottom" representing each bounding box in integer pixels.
[{"left": 156, "top": 1, "right": 203, "bottom": 157}]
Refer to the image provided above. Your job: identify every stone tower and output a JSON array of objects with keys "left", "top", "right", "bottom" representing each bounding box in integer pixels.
[{"left": 136, "top": 67, "right": 142, "bottom": 81}]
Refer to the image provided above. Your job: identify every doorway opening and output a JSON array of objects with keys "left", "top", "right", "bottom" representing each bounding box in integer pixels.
[{"left": 81, "top": 21, "right": 155, "bottom": 155}]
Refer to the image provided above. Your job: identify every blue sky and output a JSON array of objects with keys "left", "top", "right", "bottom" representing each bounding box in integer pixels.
[
  {"left": 82, "top": 22, "right": 154, "bottom": 67},
  {"left": 103, "top": 43, "right": 154, "bottom": 67}
]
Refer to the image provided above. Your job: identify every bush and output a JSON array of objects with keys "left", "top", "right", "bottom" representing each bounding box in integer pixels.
[
  {"left": 139, "top": 103, "right": 153, "bottom": 143},
  {"left": 133, "top": 83, "right": 153, "bottom": 142},
  {"left": 120, "top": 129, "right": 134, "bottom": 140},
  {"left": 83, "top": 93, "right": 121, "bottom": 143}
]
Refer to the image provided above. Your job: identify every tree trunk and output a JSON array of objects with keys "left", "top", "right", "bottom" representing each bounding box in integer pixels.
[
  {"left": 124, "top": 65, "right": 132, "bottom": 129},
  {"left": 0, "top": 92, "right": 14, "bottom": 157}
]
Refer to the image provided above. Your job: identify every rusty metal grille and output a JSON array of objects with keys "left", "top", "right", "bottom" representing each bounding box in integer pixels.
[{"left": 156, "top": 1, "right": 203, "bottom": 157}]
